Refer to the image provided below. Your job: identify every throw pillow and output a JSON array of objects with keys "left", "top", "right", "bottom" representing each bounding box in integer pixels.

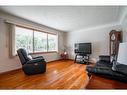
[{"left": 28, "top": 55, "right": 32, "bottom": 60}]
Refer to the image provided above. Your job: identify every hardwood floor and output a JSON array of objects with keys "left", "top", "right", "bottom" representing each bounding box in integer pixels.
[
  {"left": 0, "top": 60, "right": 89, "bottom": 89},
  {"left": 0, "top": 60, "right": 127, "bottom": 89},
  {"left": 86, "top": 74, "right": 127, "bottom": 89}
]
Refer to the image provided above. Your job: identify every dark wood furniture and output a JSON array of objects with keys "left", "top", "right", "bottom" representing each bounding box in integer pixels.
[{"left": 109, "top": 30, "right": 122, "bottom": 58}]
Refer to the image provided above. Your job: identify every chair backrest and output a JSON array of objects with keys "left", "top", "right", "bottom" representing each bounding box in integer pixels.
[{"left": 17, "top": 48, "right": 31, "bottom": 65}]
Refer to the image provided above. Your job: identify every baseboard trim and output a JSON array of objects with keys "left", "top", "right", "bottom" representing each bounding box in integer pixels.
[
  {"left": 0, "top": 68, "right": 22, "bottom": 75},
  {"left": 0, "top": 59, "right": 74, "bottom": 75},
  {"left": 47, "top": 59, "right": 61, "bottom": 63}
]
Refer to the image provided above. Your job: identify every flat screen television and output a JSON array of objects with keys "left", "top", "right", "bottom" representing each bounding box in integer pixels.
[{"left": 74, "top": 43, "right": 92, "bottom": 54}]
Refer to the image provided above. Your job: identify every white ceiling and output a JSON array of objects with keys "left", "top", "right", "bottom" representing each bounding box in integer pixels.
[{"left": 0, "top": 6, "right": 122, "bottom": 32}]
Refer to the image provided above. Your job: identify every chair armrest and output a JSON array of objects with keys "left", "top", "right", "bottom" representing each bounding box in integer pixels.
[
  {"left": 32, "top": 56, "right": 44, "bottom": 60},
  {"left": 26, "top": 58, "right": 44, "bottom": 64},
  {"left": 99, "top": 55, "right": 110, "bottom": 62}
]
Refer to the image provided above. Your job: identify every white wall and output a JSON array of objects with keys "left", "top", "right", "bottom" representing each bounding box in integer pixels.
[
  {"left": 121, "top": 7, "right": 127, "bottom": 42},
  {"left": 0, "top": 12, "right": 65, "bottom": 73},
  {"left": 66, "top": 24, "right": 121, "bottom": 62},
  {"left": 122, "top": 23, "right": 127, "bottom": 42},
  {"left": 0, "top": 19, "right": 21, "bottom": 73},
  {"left": 116, "top": 7, "right": 127, "bottom": 65}
]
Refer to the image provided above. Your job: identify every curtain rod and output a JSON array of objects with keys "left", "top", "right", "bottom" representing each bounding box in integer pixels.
[{"left": 4, "top": 20, "right": 57, "bottom": 35}]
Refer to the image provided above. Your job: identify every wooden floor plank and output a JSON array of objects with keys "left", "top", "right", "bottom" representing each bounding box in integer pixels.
[
  {"left": 86, "top": 74, "right": 127, "bottom": 89},
  {"left": 0, "top": 60, "right": 87, "bottom": 89},
  {"left": 0, "top": 60, "right": 127, "bottom": 89}
]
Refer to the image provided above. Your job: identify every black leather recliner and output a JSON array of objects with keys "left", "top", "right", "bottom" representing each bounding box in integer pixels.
[
  {"left": 86, "top": 55, "right": 127, "bottom": 83},
  {"left": 17, "top": 48, "right": 46, "bottom": 75}
]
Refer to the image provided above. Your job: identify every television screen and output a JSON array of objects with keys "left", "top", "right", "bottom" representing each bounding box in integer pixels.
[{"left": 74, "top": 43, "right": 92, "bottom": 54}]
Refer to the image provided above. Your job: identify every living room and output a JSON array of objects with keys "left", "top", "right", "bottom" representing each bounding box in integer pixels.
[{"left": 0, "top": 5, "right": 127, "bottom": 91}]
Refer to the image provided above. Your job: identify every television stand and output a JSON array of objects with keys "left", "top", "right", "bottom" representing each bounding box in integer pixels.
[{"left": 74, "top": 53, "right": 90, "bottom": 64}]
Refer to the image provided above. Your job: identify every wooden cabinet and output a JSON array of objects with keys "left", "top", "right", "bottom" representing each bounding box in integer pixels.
[{"left": 109, "top": 30, "right": 122, "bottom": 57}]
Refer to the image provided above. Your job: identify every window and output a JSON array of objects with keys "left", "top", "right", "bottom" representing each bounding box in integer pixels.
[
  {"left": 34, "top": 31, "right": 47, "bottom": 52},
  {"left": 15, "top": 26, "right": 58, "bottom": 54},
  {"left": 48, "top": 34, "right": 57, "bottom": 51},
  {"left": 15, "top": 26, "right": 33, "bottom": 53}
]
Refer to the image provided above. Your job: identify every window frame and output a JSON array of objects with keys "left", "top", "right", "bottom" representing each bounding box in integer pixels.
[{"left": 15, "top": 25, "right": 58, "bottom": 54}]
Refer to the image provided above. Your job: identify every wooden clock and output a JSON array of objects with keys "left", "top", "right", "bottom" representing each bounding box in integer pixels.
[{"left": 109, "top": 30, "right": 122, "bottom": 57}]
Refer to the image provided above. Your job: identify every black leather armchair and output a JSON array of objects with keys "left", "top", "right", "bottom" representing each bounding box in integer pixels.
[
  {"left": 17, "top": 48, "right": 46, "bottom": 75},
  {"left": 86, "top": 55, "right": 127, "bottom": 83}
]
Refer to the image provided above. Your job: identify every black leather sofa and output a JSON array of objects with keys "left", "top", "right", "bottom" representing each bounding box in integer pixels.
[
  {"left": 17, "top": 48, "right": 46, "bottom": 75},
  {"left": 86, "top": 55, "right": 127, "bottom": 83}
]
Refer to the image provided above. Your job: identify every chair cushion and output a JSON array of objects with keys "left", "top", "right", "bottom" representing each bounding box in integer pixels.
[
  {"left": 99, "top": 55, "right": 110, "bottom": 63},
  {"left": 115, "top": 64, "right": 127, "bottom": 75},
  {"left": 86, "top": 66, "right": 127, "bottom": 82},
  {"left": 96, "top": 60, "right": 112, "bottom": 68},
  {"left": 26, "top": 58, "right": 44, "bottom": 64}
]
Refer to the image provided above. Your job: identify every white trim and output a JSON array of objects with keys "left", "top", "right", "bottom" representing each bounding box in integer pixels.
[{"left": 4, "top": 19, "right": 57, "bottom": 35}]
